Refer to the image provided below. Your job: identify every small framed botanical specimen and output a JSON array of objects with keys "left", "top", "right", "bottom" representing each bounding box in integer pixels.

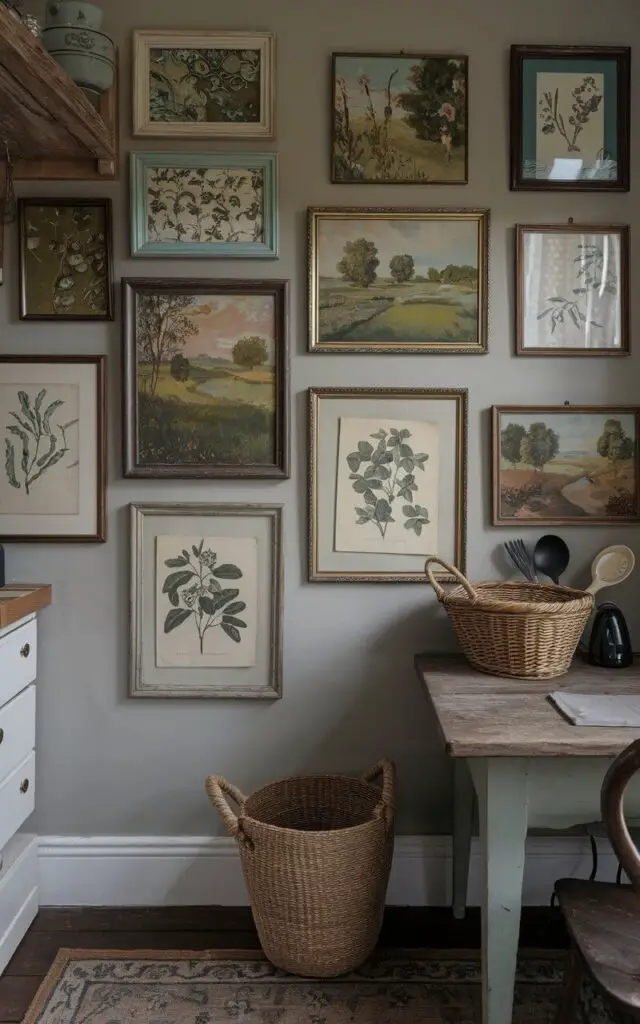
[
  {"left": 308, "top": 208, "right": 488, "bottom": 354},
  {"left": 130, "top": 152, "right": 278, "bottom": 258},
  {"left": 0, "top": 356, "right": 106, "bottom": 542},
  {"left": 133, "top": 31, "right": 275, "bottom": 139},
  {"left": 516, "top": 224, "right": 629, "bottom": 356},
  {"left": 332, "top": 52, "right": 468, "bottom": 184},
  {"left": 130, "top": 502, "right": 283, "bottom": 698},
  {"left": 18, "top": 199, "right": 113, "bottom": 320},
  {"left": 510, "top": 45, "right": 630, "bottom": 191},
  {"left": 309, "top": 387, "right": 467, "bottom": 582},
  {"left": 493, "top": 405, "right": 640, "bottom": 525},
  {"left": 122, "top": 278, "right": 288, "bottom": 479}
]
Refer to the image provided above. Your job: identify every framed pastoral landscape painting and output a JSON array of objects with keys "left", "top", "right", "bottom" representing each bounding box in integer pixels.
[{"left": 122, "top": 278, "right": 289, "bottom": 479}]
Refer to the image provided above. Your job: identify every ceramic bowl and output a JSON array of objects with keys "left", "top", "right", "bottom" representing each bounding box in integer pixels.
[
  {"left": 44, "top": 0, "right": 103, "bottom": 30},
  {"left": 43, "top": 26, "right": 114, "bottom": 93}
]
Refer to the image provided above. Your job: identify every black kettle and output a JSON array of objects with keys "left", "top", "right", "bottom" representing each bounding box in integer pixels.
[{"left": 587, "top": 602, "right": 633, "bottom": 668}]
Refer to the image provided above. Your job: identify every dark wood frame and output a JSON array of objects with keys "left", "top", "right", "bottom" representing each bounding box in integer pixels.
[
  {"left": 492, "top": 404, "right": 640, "bottom": 526},
  {"left": 0, "top": 355, "right": 107, "bottom": 542},
  {"left": 510, "top": 45, "right": 631, "bottom": 192},
  {"left": 515, "top": 223, "right": 630, "bottom": 357},
  {"left": 122, "top": 278, "right": 289, "bottom": 479},
  {"left": 18, "top": 198, "right": 114, "bottom": 321},
  {"left": 330, "top": 51, "right": 469, "bottom": 185}
]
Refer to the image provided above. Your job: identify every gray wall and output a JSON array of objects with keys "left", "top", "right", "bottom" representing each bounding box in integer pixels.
[{"left": 3, "top": 0, "right": 638, "bottom": 837}]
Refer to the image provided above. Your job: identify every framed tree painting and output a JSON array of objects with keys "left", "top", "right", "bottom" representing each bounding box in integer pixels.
[
  {"left": 510, "top": 45, "right": 630, "bottom": 191},
  {"left": 133, "top": 31, "right": 275, "bottom": 138},
  {"left": 516, "top": 224, "right": 629, "bottom": 355},
  {"left": 122, "top": 278, "right": 289, "bottom": 479},
  {"left": 308, "top": 387, "right": 467, "bottom": 582},
  {"left": 0, "top": 356, "right": 106, "bottom": 542},
  {"left": 493, "top": 405, "right": 640, "bottom": 525},
  {"left": 130, "top": 503, "right": 283, "bottom": 698}
]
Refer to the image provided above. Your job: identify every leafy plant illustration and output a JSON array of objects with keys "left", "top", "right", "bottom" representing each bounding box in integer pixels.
[
  {"left": 147, "top": 166, "right": 263, "bottom": 245},
  {"left": 537, "top": 243, "right": 617, "bottom": 335},
  {"left": 162, "top": 540, "right": 246, "bottom": 653},
  {"left": 4, "top": 389, "right": 78, "bottom": 495},
  {"left": 149, "top": 48, "right": 260, "bottom": 124},
  {"left": 538, "top": 77, "right": 603, "bottom": 153},
  {"left": 25, "top": 206, "right": 108, "bottom": 314},
  {"left": 346, "top": 427, "right": 430, "bottom": 538}
]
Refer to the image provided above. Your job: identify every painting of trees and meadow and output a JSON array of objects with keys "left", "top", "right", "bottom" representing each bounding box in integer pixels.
[
  {"left": 332, "top": 54, "right": 467, "bottom": 183},
  {"left": 495, "top": 408, "right": 639, "bottom": 524}
]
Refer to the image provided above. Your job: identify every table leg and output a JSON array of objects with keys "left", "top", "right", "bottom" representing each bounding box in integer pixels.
[
  {"left": 452, "top": 758, "right": 474, "bottom": 919},
  {"left": 470, "top": 757, "right": 529, "bottom": 1024}
]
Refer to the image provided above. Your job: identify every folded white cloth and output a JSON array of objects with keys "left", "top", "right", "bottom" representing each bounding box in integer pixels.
[{"left": 549, "top": 692, "right": 640, "bottom": 727}]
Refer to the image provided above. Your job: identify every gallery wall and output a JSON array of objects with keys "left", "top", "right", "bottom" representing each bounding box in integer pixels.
[{"left": 2, "top": 0, "right": 639, "bottom": 837}]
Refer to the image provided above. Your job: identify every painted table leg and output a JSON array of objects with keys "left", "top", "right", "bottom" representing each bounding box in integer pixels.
[
  {"left": 470, "top": 757, "right": 529, "bottom": 1024},
  {"left": 452, "top": 758, "right": 474, "bottom": 919}
]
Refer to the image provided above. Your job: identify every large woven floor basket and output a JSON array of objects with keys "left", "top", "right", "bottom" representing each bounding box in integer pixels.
[
  {"left": 205, "top": 760, "right": 395, "bottom": 977},
  {"left": 425, "top": 557, "right": 594, "bottom": 679}
]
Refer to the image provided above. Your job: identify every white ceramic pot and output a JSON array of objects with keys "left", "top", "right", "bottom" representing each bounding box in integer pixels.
[
  {"left": 44, "top": 0, "right": 103, "bottom": 30},
  {"left": 42, "top": 25, "right": 114, "bottom": 93}
]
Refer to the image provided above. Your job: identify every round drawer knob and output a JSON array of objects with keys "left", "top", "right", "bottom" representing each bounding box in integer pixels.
[
  {"left": 20, "top": 643, "right": 31, "bottom": 658},
  {"left": 20, "top": 778, "right": 29, "bottom": 794},
  {"left": 0, "top": 728, "right": 4, "bottom": 745}
]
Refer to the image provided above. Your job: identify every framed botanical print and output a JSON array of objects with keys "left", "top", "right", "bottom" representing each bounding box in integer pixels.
[
  {"left": 0, "top": 356, "right": 106, "bottom": 542},
  {"left": 18, "top": 199, "right": 113, "bottom": 321},
  {"left": 133, "top": 31, "right": 275, "bottom": 138},
  {"left": 332, "top": 52, "right": 468, "bottom": 184},
  {"left": 493, "top": 405, "right": 640, "bottom": 525},
  {"left": 308, "top": 208, "right": 488, "bottom": 354},
  {"left": 309, "top": 387, "right": 467, "bottom": 582},
  {"left": 122, "top": 278, "right": 289, "bottom": 479},
  {"left": 130, "top": 152, "right": 278, "bottom": 258},
  {"left": 516, "top": 224, "right": 629, "bottom": 356},
  {"left": 510, "top": 45, "right": 630, "bottom": 191},
  {"left": 130, "top": 503, "right": 283, "bottom": 698}
]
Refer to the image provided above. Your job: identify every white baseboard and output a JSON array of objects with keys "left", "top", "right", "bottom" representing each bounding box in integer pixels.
[{"left": 37, "top": 834, "right": 621, "bottom": 907}]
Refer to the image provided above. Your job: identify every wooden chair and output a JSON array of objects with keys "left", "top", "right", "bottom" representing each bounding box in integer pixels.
[{"left": 555, "top": 738, "right": 640, "bottom": 1023}]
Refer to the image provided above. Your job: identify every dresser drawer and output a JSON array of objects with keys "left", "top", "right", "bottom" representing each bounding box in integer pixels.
[
  {"left": 0, "top": 752, "right": 35, "bottom": 853},
  {"left": 0, "top": 619, "right": 37, "bottom": 709},
  {"left": 0, "top": 685, "right": 35, "bottom": 785},
  {"left": 0, "top": 833, "right": 38, "bottom": 976}
]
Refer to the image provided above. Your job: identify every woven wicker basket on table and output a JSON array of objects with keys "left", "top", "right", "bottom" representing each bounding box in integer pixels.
[
  {"left": 425, "top": 557, "right": 594, "bottom": 680},
  {"left": 205, "top": 760, "right": 395, "bottom": 978}
]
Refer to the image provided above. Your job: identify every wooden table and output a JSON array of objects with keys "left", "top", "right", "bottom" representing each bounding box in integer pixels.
[{"left": 415, "top": 654, "right": 640, "bottom": 1024}]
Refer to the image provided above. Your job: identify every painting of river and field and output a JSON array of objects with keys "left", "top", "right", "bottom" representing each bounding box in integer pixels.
[{"left": 494, "top": 408, "right": 640, "bottom": 525}]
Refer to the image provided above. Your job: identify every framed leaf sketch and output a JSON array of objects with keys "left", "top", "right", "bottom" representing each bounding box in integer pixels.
[
  {"left": 308, "top": 387, "right": 467, "bottom": 582},
  {"left": 0, "top": 356, "right": 106, "bottom": 542},
  {"left": 516, "top": 224, "right": 629, "bottom": 356},
  {"left": 308, "top": 208, "right": 488, "bottom": 354},
  {"left": 493, "top": 405, "right": 640, "bottom": 525},
  {"left": 510, "top": 45, "right": 630, "bottom": 191},
  {"left": 130, "top": 152, "right": 278, "bottom": 258},
  {"left": 133, "top": 31, "right": 275, "bottom": 138},
  {"left": 18, "top": 199, "right": 114, "bottom": 321},
  {"left": 122, "top": 278, "right": 288, "bottom": 479},
  {"left": 130, "top": 503, "right": 283, "bottom": 698}
]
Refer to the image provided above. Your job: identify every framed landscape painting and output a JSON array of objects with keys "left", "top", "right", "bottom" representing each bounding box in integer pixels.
[
  {"left": 130, "top": 503, "right": 283, "bottom": 698},
  {"left": 332, "top": 52, "right": 468, "bottom": 184},
  {"left": 308, "top": 208, "right": 488, "bottom": 354},
  {"left": 0, "top": 356, "right": 106, "bottom": 542},
  {"left": 493, "top": 405, "right": 640, "bottom": 525},
  {"left": 308, "top": 387, "right": 467, "bottom": 582},
  {"left": 510, "top": 45, "right": 630, "bottom": 191},
  {"left": 122, "top": 278, "right": 289, "bottom": 479},
  {"left": 133, "top": 31, "right": 275, "bottom": 138},
  {"left": 516, "top": 224, "right": 629, "bottom": 355}
]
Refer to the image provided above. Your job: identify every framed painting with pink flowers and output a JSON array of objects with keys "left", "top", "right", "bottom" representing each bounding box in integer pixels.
[{"left": 331, "top": 52, "right": 468, "bottom": 184}]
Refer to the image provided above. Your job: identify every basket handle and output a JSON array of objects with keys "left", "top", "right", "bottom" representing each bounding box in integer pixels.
[
  {"left": 424, "top": 557, "right": 478, "bottom": 604},
  {"left": 362, "top": 759, "right": 395, "bottom": 825},
  {"left": 205, "top": 775, "right": 247, "bottom": 839}
]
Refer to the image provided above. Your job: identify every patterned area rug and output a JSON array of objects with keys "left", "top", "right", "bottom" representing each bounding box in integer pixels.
[{"left": 23, "top": 949, "right": 612, "bottom": 1023}]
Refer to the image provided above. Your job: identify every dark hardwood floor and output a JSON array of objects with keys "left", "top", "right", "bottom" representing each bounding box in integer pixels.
[{"left": 0, "top": 906, "right": 569, "bottom": 1023}]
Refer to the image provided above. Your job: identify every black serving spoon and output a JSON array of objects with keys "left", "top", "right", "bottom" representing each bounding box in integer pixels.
[{"left": 533, "top": 535, "right": 570, "bottom": 585}]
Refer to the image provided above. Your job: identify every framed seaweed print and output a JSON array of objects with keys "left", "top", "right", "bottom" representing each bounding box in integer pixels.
[
  {"left": 332, "top": 52, "right": 468, "bottom": 184},
  {"left": 130, "top": 152, "right": 278, "bottom": 258},
  {"left": 510, "top": 45, "right": 630, "bottom": 191},
  {"left": 516, "top": 223, "right": 629, "bottom": 356},
  {"left": 493, "top": 405, "right": 640, "bottom": 525},
  {"left": 308, "top": 387, "right": 467, "bottom": 582},
  {"left": 122, "top": 278, "right": 289, "bottom": 479},
  {"left": 308, "top": 208, "right": 488, "bottom": 354},
  {"left": 130, "top": 502, "right": 283, "bottom": 698},
  {"left": 0, "top": 356, "right": 106, "bottom": 542},
  {"left": 133, "top": 31, "right": 275, "bottom": 138}
]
